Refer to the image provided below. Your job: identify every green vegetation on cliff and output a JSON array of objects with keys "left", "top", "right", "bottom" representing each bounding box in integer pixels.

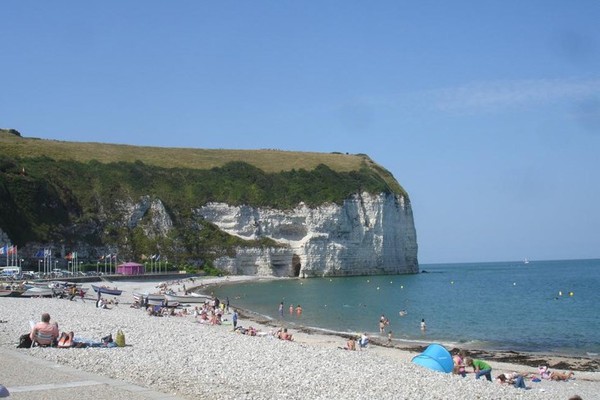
[{"left": 0, "top": 129, "right": 408, "bottom": 267}]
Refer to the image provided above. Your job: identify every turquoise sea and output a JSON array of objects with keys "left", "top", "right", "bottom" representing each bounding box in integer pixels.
[{"left": 209, "top": 259, "right": 600, "bottom": 357}]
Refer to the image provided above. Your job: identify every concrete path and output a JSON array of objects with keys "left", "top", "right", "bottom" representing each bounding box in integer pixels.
[{"left": 0, "top": 348, "right": 186, "bottom": 400}]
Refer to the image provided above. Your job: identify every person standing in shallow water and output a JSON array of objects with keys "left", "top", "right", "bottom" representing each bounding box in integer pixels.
[
  {"left": 278, "top": 302, "right": 284, "bottom": 318},
  {"left": 420, "top": 319, "right": 426, "bottom": 331},
  {"left": 296, "top": 304, "right": 302, "bottom": 315},
  {"left": 289, "top": 304, "right": 294, "bottom": 314}
]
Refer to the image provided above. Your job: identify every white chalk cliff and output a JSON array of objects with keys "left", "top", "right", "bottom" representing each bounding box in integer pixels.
[{"left": 197, "top": 192, "right": 418, "bottom": 277}]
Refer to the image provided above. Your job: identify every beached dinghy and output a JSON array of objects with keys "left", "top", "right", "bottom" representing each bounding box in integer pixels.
[
  {"left": 164, "top": 293, "right": 212, "bottom": 304},
  {"left": 21, "top": 286, "right": 56, "bottom": 297},
  {"left": 91, "top": 284, "right": 123, "bottom": 296}
]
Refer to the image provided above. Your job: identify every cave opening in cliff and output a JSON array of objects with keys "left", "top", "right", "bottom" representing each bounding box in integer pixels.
[{"left": 292, "top": 254, "right": 301, "bottom": 277}]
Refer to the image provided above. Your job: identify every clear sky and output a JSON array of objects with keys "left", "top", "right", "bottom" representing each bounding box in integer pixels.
[{"left": 2, "top": 1, "right": 599, "bottom": 264}]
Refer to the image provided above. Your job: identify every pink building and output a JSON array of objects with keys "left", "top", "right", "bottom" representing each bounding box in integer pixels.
[{"left": 116, "top": 262, "right": 145, "bottom": 275}]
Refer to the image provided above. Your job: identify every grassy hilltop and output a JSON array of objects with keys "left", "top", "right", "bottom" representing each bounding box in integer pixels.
[{"left": 0, "top": 128, "right": 408, "bottom": 268}]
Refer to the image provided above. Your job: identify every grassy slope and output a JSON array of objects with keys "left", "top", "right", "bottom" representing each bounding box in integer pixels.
[{"left": 0, "top": 129, "right": 405, "bottom": 195}]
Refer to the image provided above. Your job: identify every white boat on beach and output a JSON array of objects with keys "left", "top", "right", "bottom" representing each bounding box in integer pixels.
[
  {"left": 164, "top": 293, "right": 212, "bottom": 304},
  {"left": 21, "top": 286, "right": 56, "bottom": 297},
  {"left": 132, "top": 292, "right": 165, "bottom": 303}
]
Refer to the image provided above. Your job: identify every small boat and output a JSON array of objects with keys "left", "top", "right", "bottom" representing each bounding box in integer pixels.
[
  {"left": 164, "top": 293, "right": 212, "bottom": 304},
  {"left": 21, "top": 287, "right": 56, "bottom": 297},
  {"left": 91, "top": 284, "right": 123, "bottom": 296},
  {"left": 0, "top": 288, "right": 24, "bottom": 297},
  {"left": 132, "top": 292, "right": 164, "bottom": 302}
]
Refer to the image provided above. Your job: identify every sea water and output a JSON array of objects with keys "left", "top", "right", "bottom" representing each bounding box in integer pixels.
[{"left": 210, "top": 259, "right": 600, "bottom": 357}]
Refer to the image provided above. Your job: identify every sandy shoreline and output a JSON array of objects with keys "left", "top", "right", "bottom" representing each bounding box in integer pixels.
[{"left": 1, "top": 275, "right": 598, "bottom": 399}]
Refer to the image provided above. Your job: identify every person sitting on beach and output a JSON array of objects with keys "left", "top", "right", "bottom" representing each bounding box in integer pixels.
[
  {"left": 550, "top": 371, "right": 574, "bottom": 381},
  {"left": 278, "top": 328, "right": 293, "bottom": 341},
  {"left": 496, "top": 372, "right": 527, "bottom": 389},
  {"left": 359, "top": 333, "right": 369, "bottom": 349},
  {"left": 452, "top": 350, "right": 466, "bottom": 377},
  {"left": 465, "top": 357, "right": 492, "bottom": 381},
  {"left": 343, "top": 338, "right": 356, "bottom": 350},
  {"left": 30, "top": 312, "right": 59, "bottom": 347},
  {"left": 97, "top": 298, "right": 111, "bottom": 309},
  {"left": 537, "top": 365, "right": 551, "bottom": 379}
]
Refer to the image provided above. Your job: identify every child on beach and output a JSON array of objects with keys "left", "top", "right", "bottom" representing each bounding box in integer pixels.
[
  {"left": 465, "top": 357, "right": 492, "bottom": 381},
  {"left": 452, "top": 350, "right": 466, "bottom": 377}
]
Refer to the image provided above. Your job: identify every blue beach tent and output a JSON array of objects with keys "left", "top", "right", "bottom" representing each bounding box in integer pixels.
[{"left": 411, "top": 343, "right": 454, "bottom": 373}]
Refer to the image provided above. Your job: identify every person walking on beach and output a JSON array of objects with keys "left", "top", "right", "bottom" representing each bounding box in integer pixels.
[
  {"left": 232, "top": 309, "right": 238, "bottom": 331},
  {"left": 465, "top": 357, "right": 492, "bottom": 381}
]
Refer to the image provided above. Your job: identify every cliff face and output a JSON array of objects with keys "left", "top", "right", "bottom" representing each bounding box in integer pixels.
[
  {"left": 198, "top": 192, "right": 418, "bottom": 277},
  {"left": 0, "top": 132, "right": 419, "bottom": 276}
]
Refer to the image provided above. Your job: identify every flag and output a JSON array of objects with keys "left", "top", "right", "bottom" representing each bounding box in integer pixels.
[
  {"left": 112, "top": 254, "right": 116, "bottom": 259},
  {"left": 65, "top": 253, "right": 73, "bottom": 260},
  {"left": 44, "top": 249, "right": 51, "bottom": 257},
  {"left": 0, "top": 245, "right": 6, "bottom": 255},
  {"left": 35, "top": 249, "right": 44, "bottom": 258},
  {"left": 151, "top": 254, "right": 156, "bottom": 260},
  {"left": 99, "top": 255, "right": 105, "bottom": 260},
  {"left": 141, "top": 254, "right": 147, "bottom": 260},
  {"left": 155, "top": 254, "right": 161, "bottom": 261},
  {"left": 8, "top": 245, "right": 16, "bottom": 255}
]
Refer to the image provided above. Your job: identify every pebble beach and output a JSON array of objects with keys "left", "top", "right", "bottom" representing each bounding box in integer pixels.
[{"left": 1, "top": 277, "right": 598, "bottom": 400}]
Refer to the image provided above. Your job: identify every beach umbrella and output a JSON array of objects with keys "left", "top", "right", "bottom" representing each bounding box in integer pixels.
[{"left": 411, "top": 343, "right": 454, "bottom": 373}]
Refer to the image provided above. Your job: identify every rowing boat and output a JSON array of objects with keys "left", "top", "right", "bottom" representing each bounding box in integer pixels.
[
  {"left": 164, "top": 293, "right": 212, "bottom": 304},
  {"left": 91, "top": 284, "right": 123, "bottom": 296}
]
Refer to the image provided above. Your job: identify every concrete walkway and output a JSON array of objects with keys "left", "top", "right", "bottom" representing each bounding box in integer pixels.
[{"left": 0, "top": 348, "right": 186, "bottom": 400}]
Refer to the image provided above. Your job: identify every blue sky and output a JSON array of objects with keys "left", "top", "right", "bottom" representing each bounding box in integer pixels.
[{"left": 2, "top": 1, "right": 599, "bottom": 263}]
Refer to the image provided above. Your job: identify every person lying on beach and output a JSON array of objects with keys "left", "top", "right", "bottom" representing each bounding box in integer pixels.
[
  {"left": 30, "top": 312, "right": 59, "bottom": 347},
  {"left": 465, "top": 357, "right": 492, "bottom": 381},
  {"left": 496, "top": 372, "right": 527, "bottom": 389},
  {"left": 550, "top": 371, "right": 574, "bottom": 381}
]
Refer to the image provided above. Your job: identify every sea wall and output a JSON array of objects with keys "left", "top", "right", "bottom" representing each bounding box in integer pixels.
[{"left": 199, "top": 192, "right": 419, "bottom": 277}]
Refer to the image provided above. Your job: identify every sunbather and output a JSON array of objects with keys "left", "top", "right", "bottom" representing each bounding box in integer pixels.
[
  {"left": 30, "top": 312, "right": 59, "bottom": 347},
  {"left": 550, "top": 371, "right": 574, "bottom": 381}
]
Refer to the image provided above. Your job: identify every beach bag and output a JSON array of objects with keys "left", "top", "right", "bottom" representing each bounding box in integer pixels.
[
  {"left": 115, "top": 329, "right": 126, "bottom": 347},
  {"left": 17, "top": 333, "right": 32, "bottom": 348}
]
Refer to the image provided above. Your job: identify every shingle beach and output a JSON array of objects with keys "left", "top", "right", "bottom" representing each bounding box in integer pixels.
[{"left": 1, "top": 277, "right": 598, "bottom": 400}]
